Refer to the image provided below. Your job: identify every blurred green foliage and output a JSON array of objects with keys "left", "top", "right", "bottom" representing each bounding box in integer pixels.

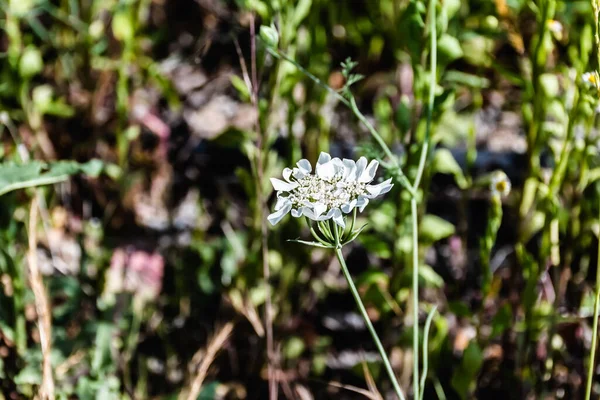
[{"left": 0, "top": 0, "right": 600, "bottom": 399}]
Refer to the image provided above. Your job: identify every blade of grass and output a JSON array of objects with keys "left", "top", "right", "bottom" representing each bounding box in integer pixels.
[{"left": 585, "top": 199, "right": 600, "bottom": 400}]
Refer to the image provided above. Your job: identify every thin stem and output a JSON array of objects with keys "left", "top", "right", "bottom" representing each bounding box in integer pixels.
[
  {"left": 319, "top": 220, "right": 334, "bottom": 242},
  {"left": 268, "top": 47, "right": 350, "bottom": 107},
  {"left": 412, "top": 0, "right": 437, "bottom": 193},
  {"left": 334, "top": 246, "right": 406, "bottom": 400},
  {"left": 585, "top": 199, "right": 600, "bottom": 400},
  {"left": 250, "top": 16, "right": 277, "bottom": 400},
  {"left": 306, "top": 218, "right": 330, "bottom": 246},
  {"left": 420, "top": 306, "right": 437, "bottom": 400},
  {"left": 409, "top": 2, "right": 438, "bottom": 397},
  {"left": 411, "top": 197, "right": 420, "bottom": 400}
]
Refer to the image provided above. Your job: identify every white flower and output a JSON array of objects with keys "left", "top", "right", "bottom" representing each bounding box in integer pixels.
[
  {"left": 582, "top": 71, "right": 599, "bottom": 88},
  {"left": 547, "top": 20, "right": 563, "bottom": 39},
  {"left": 267, "top": 152, "right": 393, "bottom": 227},
  {"left": 547, "top": 20, "right": 562, "bottom": 34},
  {"left": 490, "top": 171, "right": 511, "bottom": 198}
]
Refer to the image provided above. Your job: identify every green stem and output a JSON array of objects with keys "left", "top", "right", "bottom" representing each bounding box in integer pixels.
[
  {"left": 318, "top": 220, "right": 334, "bottom": 242},
  {"left": 585, "top": 200, "right": 600, "bottom": 400},
  {"left": 411, "top": 197, "right": 420, "bottom": 400},
  {"left": 420, "top": 306, "right": 438, "bottom": 400},
  {"left": 268, "top": 48, "right": 351, "bottom": 107},
  {"left": 408, "top": 1, "right": 438, "bottom": 397},
  {"left": 412, "top": 0, "right": 437, "bottom": 192},
  {"left": 334, "top": 246, "right": 406, "bottom": 400}
]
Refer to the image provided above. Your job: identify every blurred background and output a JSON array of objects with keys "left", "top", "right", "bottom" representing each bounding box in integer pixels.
[{"left": 1, "top": 0, "right": 600, "bottom": 399}]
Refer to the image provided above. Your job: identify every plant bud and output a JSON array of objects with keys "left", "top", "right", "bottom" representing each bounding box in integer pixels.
[
  {"left": 19, "top": 46, "right": 43, "bottom": 78},
  {"left": 260, "top": 25, "right": 279, "bottom": 48}
]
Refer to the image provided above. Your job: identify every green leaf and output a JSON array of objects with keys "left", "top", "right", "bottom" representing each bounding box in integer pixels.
[
  {"left": 0, "top": 160, "right": 104, "bottom": 197},
  {"left": 443, "top": 0, "right": 461, "bottom": 19},
  {"left": 356, "top": 269, "right": 389, "bottom": 289},
  {"left": 292, "top": 0, "right": 312, "bottom": 28},
  {"left": 230, "top": 75, "right": 251, "bottom": 102},
  {"left": 198, "top": 381, "right": 220, "bottom": 399},
  {"left": 419, "top": 264, "right": 444, "bottom": 288},
  {"left": 360, "top": 234, "right": 392, "bottom": 258},
  {"left": 451, "top": 341, "right": 483, "bottom": 399},
  {"left": 14, "top": 363, "right": 41, "bottom": 385},
  {"left": 399, "top": 1, "right": 426, "bottom": 57},
  {"left": 540, "top": 73, "right": 559, "bottom": 98},
  {"left": 432, "top": 148, "right": 467, "bottom": 188},
  {"left": 444, "top": 70, "right": 490, "bottom": 88},
  {"left": 491, "top": 303, "right": 512, "bottom": 339},
  {"left": 284, "top": 336, "right": 305, "bottom": 359},
  {"left": 92, "top": 323, "right": 114, "bottom": 374},
  {"left": 420, "top": 214, "right": 455, "bottom": 243},
  {"left": 438, "top": 34, "right": 463, "bottom": 64}
]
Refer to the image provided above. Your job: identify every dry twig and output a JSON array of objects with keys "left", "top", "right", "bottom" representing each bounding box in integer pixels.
[
  {"left": 183, "top": 322, "right": 235, "bottom": 400},
  {"left": 28, "top": 196, "right": 55, "bottom": 400}
]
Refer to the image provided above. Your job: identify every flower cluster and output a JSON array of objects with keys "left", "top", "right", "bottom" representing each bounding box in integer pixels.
[{"left": 268, "top": 152, "right": 393, "bottom": 227}]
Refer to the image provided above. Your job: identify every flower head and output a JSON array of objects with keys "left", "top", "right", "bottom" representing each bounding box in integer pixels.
[
  {"left": 582, "top": 71, "right": 599, "bottom": 89},
  {"left": 490, "top": 171, "right": 511, "bottom": 198},
  {"left": 547, "top": 20, "right": 563, "bottom": 40},
  {"left": 268, "top": 152, "right": 393, "bottom": 228}
]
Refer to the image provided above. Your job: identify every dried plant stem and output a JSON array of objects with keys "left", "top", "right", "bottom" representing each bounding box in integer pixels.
[
  {"left": 185, "top": 322, "right": 235, "bottom": 400},
  {"left": 27, "top": 196, "right": 55, "bottom": 400}
]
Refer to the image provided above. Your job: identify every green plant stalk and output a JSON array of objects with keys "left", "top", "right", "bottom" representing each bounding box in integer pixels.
[
  {"left": 516, "top": 0, "right": 555, "bottom": 376},
  {"left": 332, "top": 226, "right": 406, "bottom": 400},
  {"left": 588, "top": 3, "right": 600, "bottom": 396},
  {"left": 585, "top": 201, "right": 600, "bottom": 400},
  {"left": 409, "top": 1, "right": 438, "bottom": 398},
  {"left": 527, "top": 0, "right": 556, "bottom": 174},
  {"left": 419, "top": 306, "right": 438, "bottom": 400},
  {"left": 410, "top": 197, "right": 421, "bottom": 399}
]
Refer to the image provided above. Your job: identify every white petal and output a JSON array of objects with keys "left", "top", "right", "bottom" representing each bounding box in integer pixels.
[
  {"left": 291, "top": 208, "right": 303, "bottom": 218},
  {"left": 354, "top": 157, "right": 367, "bottom": 181},
  {"left": 342, "top": 159, "right": 356, "bottom": 181},
  {"left": 312, "top": 202, "right": 327, "bottom": 218},
  {"left": 283, "top": 168, "right": 293, "bottom": 181},
  {"left": 274, "top": 196, "right": 290, "bottom": 211},
  {"left": 341, "top": 199, "right": 357, "bottom": 214},
  {"left": 271, "top": 177, "right": 298, "bottom": 192},
  {"left": 317, "top": 152, "right": 331, "bottom": 165},
  {"left": 316, "top": 160, "right": 336, "bottom": 180},
  {"left": 292, "top": 167, "right": 307, "bottom": 180},
  {"left": 301, "top": 206, "right": 322, "bottom": 221},
  {"left": 296, "top": 159, "right": 312, "bottom": 174},
  {"left": 267, "top": 202, "right": 292, "bottom": 225},
  {"left": 357, "top": 196, "right": 369, "bottom": 212},
  {"left": 359, "top": 160, "right": 379, "bottom": 183},
  {"left": 366, "top": 178, "right": 393, "bottom": 198},
  {"left": 331, "top": 209, "right": 345, "bottom": 228},
  {"left": 317, "top": 209, "right": 336, "bottom": 221}
]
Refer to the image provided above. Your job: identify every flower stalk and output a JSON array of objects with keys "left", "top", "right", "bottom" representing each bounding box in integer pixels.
[{"left": 333, "top": 233, "right": 406, "bottom": 400}]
